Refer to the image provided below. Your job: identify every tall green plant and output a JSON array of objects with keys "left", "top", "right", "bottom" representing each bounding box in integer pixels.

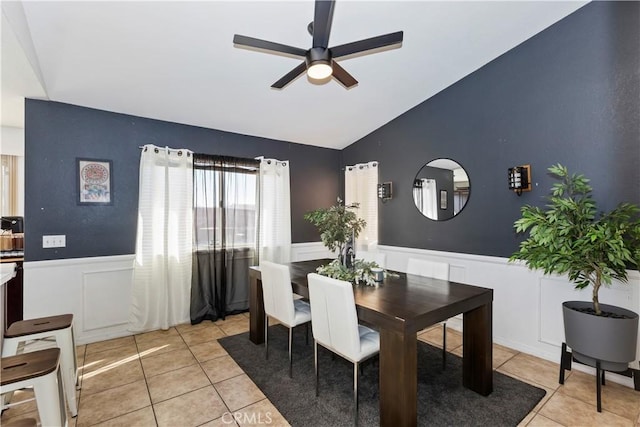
[
  {"left": 304, "top": 198, "right": 366, "bottom": 259},
  {"left": 510, "top": 164, "right": 640, "bottom": 315}
]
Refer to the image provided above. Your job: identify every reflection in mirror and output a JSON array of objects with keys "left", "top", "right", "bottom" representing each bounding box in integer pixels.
[{"left": 413, "top": 159, "right": 470, "bottom": 221}]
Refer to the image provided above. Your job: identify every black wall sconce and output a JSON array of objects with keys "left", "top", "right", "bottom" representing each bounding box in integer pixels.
[
  {"left": 378, "top": 182, "right": 393, "bottom": 202},
  {"left": 508, "top": 165, "right": 531, "bottom": 196}
]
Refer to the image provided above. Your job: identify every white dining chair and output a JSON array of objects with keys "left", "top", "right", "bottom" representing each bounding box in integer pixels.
[
  {"left": 356, "top": 250, "right": 386, "bottom": 269},
  {"left": 307, "top": 273, "right": 380, "bottom": 426},
  {"left": 407, "top": 258, "right": 450, "bottom": 369},
  {"left": 260, "top": 261, "right": 312, "bottom": 378}
]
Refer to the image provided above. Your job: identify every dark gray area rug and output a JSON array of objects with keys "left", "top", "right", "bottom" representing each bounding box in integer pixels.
[{"left": 219, "top": 325, "right": 546, "bottom": 426}]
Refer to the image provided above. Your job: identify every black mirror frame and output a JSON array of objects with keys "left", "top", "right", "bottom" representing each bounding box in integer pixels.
[{"left": 412, "top": 158, "right": 471, "bottom": 221}]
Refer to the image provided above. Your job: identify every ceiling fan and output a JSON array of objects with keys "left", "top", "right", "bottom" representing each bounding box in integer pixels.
[{"left": 233, "top": 0, "right": 403, "bottom": 89}]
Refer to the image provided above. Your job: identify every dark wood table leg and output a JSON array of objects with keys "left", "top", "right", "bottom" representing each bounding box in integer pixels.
[
  {"left": 379, "top": 328, "right": 417, "bottom": 427},
  {"left": 463, "top": 301, "right": 493, "bottom": 395},
  {"left": 249, "top": 275, "right": 265, "bottom": 344}
]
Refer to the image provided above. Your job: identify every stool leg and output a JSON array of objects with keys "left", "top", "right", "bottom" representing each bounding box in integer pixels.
[
  {"left": 71, "top": 325, "right": 80, "bottom": 388},
  {"left": 33, "top": 368, "right": 68, "bottom": 427},
  {"left": 1, "top": 337, "right": 19, "bottom": 357},
  {"left": 1, "top": 338, "right": 20, "bottom": 407},
  {"left": 57, "top": 328, "right": 78, "bottom": 417},
  {"left": 57, "top": 367, "right": 69, "bottom": 427}
]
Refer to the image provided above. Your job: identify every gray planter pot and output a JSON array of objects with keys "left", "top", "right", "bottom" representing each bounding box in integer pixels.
[{"left": 563, "top": 301, "right": 639, "bottom": 372}]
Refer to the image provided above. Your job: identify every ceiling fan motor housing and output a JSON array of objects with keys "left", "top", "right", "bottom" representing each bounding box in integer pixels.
[{"left": 306, "top": 47, "right": 332, "bottom": 69}]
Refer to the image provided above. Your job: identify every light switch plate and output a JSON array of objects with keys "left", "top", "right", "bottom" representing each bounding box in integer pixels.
[{"left": 43, "top": 235, "right": 66, "bottom": 248}]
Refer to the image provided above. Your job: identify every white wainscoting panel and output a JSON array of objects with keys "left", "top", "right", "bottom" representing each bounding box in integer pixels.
[
  {"left": 22, "top": 244, "right": 640, "bottom": 389},
  {"left": 291, "top": 242, "right": 335, "bottom": 262},
  {"left": 24, "top": 255, "right": 135, "bottom": 344},
  {"left": 83, "top": 268, "right": 133, "bottom": 331},
  {"left": 375, "top": 244, "right": 640, "bottom": 388},
  {"left": 449, "top": 264, "right": 466, "bottom": 284},
  {"left": 538, "top": 276, "right": 579, "bottom": 347}
]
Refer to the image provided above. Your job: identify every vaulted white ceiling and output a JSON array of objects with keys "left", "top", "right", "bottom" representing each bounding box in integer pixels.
[{"left": 1, "top": 1, "right": 588, "bottom": 149}]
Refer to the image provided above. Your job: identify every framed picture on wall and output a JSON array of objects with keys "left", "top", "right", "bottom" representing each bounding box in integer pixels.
[
  {"left": 440, "top": 190, "right": 447, "bottom": 210},
  {"left": 77, "top": 158, "right": 112, "bottom": 205}
]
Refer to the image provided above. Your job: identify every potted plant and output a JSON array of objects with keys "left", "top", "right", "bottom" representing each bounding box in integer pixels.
[
  {"left": 304, "top": 198, "right": 366, "bottom": 266},
  {"left": 510, "top": 164, "right": 640, "bottom": 401}
]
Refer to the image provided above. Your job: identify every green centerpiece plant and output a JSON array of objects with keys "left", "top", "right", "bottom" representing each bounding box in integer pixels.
[
  {"left": 305, "top": 198, "right": 389, "bottom": 286},
  {"left": 304, "top": 198, "right": 366, "bottom": 264},
  {"left": 510, "top": 164, "right": 640, "bottom": 315},
  {"left": 315, "top": 258, "right": 383, "bottom": 287}
]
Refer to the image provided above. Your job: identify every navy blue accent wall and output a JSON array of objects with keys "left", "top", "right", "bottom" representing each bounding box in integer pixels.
[
  {"left": 25, "top": 2, "right": 638, "bottom": 262},
  {"left": 25, "top": 100, "right": 341, "bottom": 261},
  {"left": 342, "top": 1, "right": 639, "bottom": 257}
]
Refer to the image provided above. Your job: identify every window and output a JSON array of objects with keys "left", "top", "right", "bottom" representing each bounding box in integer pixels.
[
  {"left": 0, "top": 155, "right": 18, "bottom": 216},
  {"left": 193, "top": 163, "right": 258, "bottom": 250}
]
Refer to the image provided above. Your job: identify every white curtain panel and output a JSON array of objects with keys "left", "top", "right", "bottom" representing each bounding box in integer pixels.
[
  {"left": 257, "top": 157, "right": 291, "bottom": 263},
  {"left": 345, "top": 161, "right": 378, "bottom": 251},
  {"left": 421, "top": 178, "right": 438, "bottom": 220},
  {"left": 129, "top": 145, "right": 193, "bottom": 332}
]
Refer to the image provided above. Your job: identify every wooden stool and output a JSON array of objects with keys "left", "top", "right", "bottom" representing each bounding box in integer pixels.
[
  {"left": 3, "top": 314, "right": 78, "bottom": 417},
  {"left": 1, "top": 348, "right": 67, "bottom": 427}
]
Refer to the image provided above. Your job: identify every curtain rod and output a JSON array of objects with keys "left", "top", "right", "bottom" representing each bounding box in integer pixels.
[
  {"left": 255, "top": 156, "right": 288, "bottom": 166},
  {"left": 346, "top": 161, "right": 378, "bottom": 171},
  {"left": 138, "top": 145, "right": 192, "bottom": 156}
]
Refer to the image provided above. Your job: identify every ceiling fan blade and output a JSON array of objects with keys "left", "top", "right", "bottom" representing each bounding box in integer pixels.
[
  {"left": 312, "top": 0, "right": 335, "bottom": 48},
  {"left": 233, "top": 34, "right": 307, "bottom": 57},
  {"left": 271, "top": 61, "right": 308, "bottom": 89},
  {"left": 331, "top": 31, "right": 404, "bottom": 58},
  {"left": 331, "top": 60, "right": 357, "bottom": 88}
]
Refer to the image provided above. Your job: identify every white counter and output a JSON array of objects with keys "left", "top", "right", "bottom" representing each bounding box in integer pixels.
[{"left": 1, "top": 262, "right": 17, "bottom": 285}]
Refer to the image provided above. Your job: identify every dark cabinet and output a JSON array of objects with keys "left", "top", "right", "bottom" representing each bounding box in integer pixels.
[{"left": 2, "top": 259, "right": 23, "bottom": 331}]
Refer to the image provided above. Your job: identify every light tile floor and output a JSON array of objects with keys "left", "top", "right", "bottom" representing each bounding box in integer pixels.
[{"left": 2, "top": 314, "right": 639, "bottom": 426}]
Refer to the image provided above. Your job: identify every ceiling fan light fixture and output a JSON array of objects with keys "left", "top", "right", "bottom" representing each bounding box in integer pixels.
[
  {"left": 307, "top": 61, "right": 333, "bottom": 80},
  {"left": 306, "top": 47, "right": 332, "bottom": 80}
]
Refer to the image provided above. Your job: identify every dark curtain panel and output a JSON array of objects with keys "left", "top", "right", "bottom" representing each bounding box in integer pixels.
[{"left": 191, "top": 154, "right": 260, "bottom": 324}]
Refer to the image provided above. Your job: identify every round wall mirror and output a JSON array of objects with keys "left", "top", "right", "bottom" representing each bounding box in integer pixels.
[{"left": 413, "top": 158, "right": 470, "bottom": 221}]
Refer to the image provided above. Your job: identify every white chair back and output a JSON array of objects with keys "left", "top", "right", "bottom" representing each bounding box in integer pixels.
[
  {"left": 406, "top": 258, "right": 449, "bottom": 280},
  {"left": 406, "top": 258, "right": 451, "bottom": 371},
  {"left": 260, "top": 261, "right": 295, "bottom": 326},
  {"left": 307, "top": 273, "right": 362, "bottom": 361},
  {"left": 356, "top": 251, "right": 386, "bottom": 268}
]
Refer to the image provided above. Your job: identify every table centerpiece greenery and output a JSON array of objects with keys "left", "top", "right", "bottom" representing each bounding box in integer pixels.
[
  {"left": 305, "top": 198, "right": 391, "bottom": 286},
  {"left": 315, "top": 258, "right": 384, "bottom": 287}
]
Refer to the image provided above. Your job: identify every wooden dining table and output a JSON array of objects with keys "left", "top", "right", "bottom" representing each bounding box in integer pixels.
[{"left": 248, "top": 259, "right": 493, "bottom": 427}]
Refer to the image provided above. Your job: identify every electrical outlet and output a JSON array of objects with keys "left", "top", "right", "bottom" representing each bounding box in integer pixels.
[{"left": 43, "top": 235, "right": 66, "bottom": 248}]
